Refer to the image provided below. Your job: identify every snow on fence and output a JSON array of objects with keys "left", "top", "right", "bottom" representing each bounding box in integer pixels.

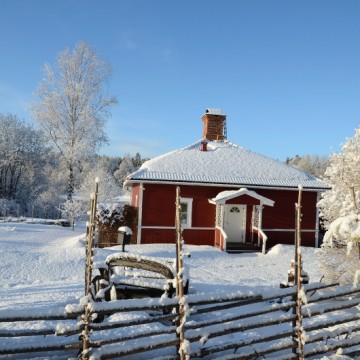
[
  {"left": 3, "top": 185, "right": 360, "bottom": 359},
  {"left": 2, "top": 281, "right": 360, "bottom": 359}
]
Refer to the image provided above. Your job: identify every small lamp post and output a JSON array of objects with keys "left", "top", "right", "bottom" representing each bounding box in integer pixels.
[{"left": 117, "top": 226, "right": 133, "bottom": 252}]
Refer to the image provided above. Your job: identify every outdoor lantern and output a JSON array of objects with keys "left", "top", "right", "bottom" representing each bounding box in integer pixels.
[{"left": 117, "top": 226, "right": 132, "bottom": 252}]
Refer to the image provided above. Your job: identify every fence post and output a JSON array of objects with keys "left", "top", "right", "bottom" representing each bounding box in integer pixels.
[
  {"left": 296, "top": 185, "right": 304, "bottom": 359},
  {"left": 175, "top": 186, "right": 187, "bottom": 360},
  {"left": 81, "top": 179, "right": 99, "bottom": 360}
]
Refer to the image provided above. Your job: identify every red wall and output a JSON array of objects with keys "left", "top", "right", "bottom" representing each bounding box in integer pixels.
[
  {"left": 135, "top": 183, "right": 319, "bottom": 249},
  {"left": 141, "top": 184, "right": 176, "bottom": 226},
  {"left": 256, "top": 189, "right": 318, "bottom": 231}
]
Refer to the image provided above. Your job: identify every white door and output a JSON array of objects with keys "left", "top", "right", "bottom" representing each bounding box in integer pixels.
[{"left": 224, "top": 205, "right": 246, "bottom": 243}]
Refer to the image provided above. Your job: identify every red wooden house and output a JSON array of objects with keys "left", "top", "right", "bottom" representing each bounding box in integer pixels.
[{"left": 126, "top": 109, "right": 329, "bottom": 252}]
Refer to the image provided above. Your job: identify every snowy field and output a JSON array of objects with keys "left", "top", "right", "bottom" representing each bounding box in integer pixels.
[
  {"left": 0, "top": 221, "right": 322, "bottom": 310},
  {"left": 0, "top": 221, "right": 327, "bottom": 359}
]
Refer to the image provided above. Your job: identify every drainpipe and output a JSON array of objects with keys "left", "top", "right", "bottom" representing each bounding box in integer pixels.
[
  {"left": 258, "top": 203, "right": 263, "bottom": 248},
  {"left": 315, "top": 192, "right": 320, "bottom": 248},
  {"left": 136, "top": 183, "right": 144, "bottom": 245}
]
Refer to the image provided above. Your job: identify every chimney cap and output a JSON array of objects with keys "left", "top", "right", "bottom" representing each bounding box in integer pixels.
[{"left": 205, "top": 108, "right": 225, "bottom": 116}]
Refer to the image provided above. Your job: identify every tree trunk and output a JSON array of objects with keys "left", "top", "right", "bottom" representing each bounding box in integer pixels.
[{"left": 67, "top": 164, "right": 74, "bottom": 200}]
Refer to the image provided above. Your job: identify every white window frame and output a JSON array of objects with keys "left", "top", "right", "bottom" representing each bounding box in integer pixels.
[{"left": 180, "top": 198, "right": 193, "bottom": 228}]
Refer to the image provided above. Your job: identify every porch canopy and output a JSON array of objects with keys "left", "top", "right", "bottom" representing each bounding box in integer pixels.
[{"left": 209, "top": 188, "right": 275, "bottom": 207}]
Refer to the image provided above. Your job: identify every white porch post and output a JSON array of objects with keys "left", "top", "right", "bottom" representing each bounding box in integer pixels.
[
  {"left": 136, "top": 183, "right": 144, "bottom": 245},
  {"left": 221, "top": 205, "right": 226, "bottom": 250},
  {"left": 258, "top": 202, "right": 263, "bottom": 247},
  {"left": 315, "top": 192, "right": 320, "bottom": 248}
]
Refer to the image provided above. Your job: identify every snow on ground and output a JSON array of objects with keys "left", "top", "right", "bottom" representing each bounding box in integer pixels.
[
  {"left": 0, "top": 221, "right": 321, "bottom": 309},
  {"left": 124, "top": 242, "right": 322, "bottom": 294},
  {"left": 0, "top": 222, "right": 86, "bottom": 310},
  {"left": 0, "top": 221, "right": 324, "bottom": 359}
]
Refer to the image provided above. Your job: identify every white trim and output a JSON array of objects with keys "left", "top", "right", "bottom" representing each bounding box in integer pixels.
[
  {"left": 136, "top": 183, "right": 144, "bottom": 245},
  {"left": 315, "top": 192, "right": 320, "bottom": 248},
  {"left": 128, "top": 179, "right": 328, "bottom": 192},
  {"left": 258, "top": 202, "right": 263, "bottom": 247},
  {"left": 217, "top": 226, "right": 228, "bottom": 250},
  {"left": 140, "top": 226, "right": 215, "bottom": 230},
  {"left": 262, "top": 228, "right": 316, "bottom": 232},
  {"left": 180, "top": 197, "right": 193, "bottom": 228},
  {"left": 138, "top": 226, "right": 317, "bottom": 233},
  {"left": 210, "top": 188, "right": 274, "bottom": 207},
  {"left": 186, "top": 227, "right": 215, "bottom": 230},
  {"left": 141, "top": 226, "right": 175, "bottom": 230},
  {"left": 253, "top": 226, "right": 267, "bottom": 254}
]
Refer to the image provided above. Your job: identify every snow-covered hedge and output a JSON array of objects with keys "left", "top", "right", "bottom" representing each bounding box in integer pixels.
[
  {"left": 318, "top": 214, "right": 360, "bottom": 285},
  {"left": 97, "top": 203, "right": 124, "bottom": 227},
  {"left": 96, "top": 203, "right": 137, "bottom": 247}
]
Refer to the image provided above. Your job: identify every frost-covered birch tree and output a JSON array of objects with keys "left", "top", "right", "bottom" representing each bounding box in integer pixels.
[
  {"left": 31, "top": 42, "right": 117, "bottom": 199},
  {"left": 77, "top": 163, "right": 120, "bottom": 205},
  {"left": 317, "top": 126, "right": 360, "bottom": 284},
  {"left": 66, "top": 162, "right": 120, "bottom": 221}
]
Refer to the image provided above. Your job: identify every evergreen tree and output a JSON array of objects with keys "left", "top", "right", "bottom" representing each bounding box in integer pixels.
[{"left": 114, "top": 155, "right": 135, "bottom": 187}]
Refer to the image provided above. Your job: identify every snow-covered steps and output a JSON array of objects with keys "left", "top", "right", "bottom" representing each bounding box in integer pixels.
[{"left": 226, "top": 242, "right": 261, "bottom": 253}]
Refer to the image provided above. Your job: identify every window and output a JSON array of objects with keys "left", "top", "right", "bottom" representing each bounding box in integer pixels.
[
  {"left": 180, "top": 198, "right": 193, "bottom": 228},
  {"left": 230, "top": 206, "right": 240, "bottom": 213}
]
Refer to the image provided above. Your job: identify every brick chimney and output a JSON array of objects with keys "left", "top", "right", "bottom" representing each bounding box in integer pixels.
[{"left": 201, "top": 108, "right": 226, "bottom": 141}]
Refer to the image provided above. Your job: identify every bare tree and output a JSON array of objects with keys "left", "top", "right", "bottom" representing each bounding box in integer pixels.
[{"left": 31, "top": 42, "right": 117, "bottom": 199}]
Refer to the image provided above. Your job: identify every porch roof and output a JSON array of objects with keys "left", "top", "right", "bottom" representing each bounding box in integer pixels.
[{"left": 209, "top": 188, "right": 275, "bottom": 206}]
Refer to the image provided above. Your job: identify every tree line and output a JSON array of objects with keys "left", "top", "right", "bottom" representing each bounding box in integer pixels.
[
  {"left": 0, "top": 113, "right": 146, "bottom": 219},
  {"left": 0, "top": 110, "right": 329, "bottom": 220},
  {"left": 285, "top": 154, "right": 329, "bottom": 178},
  {"left": 1, "top": 42, "right": 129, "bottom": 220}
]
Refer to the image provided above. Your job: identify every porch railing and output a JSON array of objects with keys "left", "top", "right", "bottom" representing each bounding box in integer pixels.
[
  {"left": 216, "top": 226, "right": 228, "bottom": 251},
  {"left": 253, "top": 226, "right": 267, "bottom": 254}
]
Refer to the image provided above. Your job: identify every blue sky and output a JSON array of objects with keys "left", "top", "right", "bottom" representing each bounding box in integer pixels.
[{"left": 1, "top": 0, "right": 360, "bottom": 161}]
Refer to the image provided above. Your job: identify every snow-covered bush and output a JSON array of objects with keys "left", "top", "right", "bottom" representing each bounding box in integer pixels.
[
  {"left": 0, "top": 198, "right": 18, "bottom": 217},
  {"left": 317, "top": 127, "right": 360, "bottom": 284},
  {"left": 96, "top": 203, "right": 137, "bottom": 247},
  {"left": 59, "top": 198, "right": 83, "bottom": 230},
  {"left": 97, "top": 203, "right": 124, "bottom": 227},
  {"left": 79, "top": 163, "right": 120, "bottom": 204},
  {"left": 318, "top": 239, "right": 359, "bottom": 285},
  {"left": 318, "top": 127, "right": 360, "bottom": 228}
]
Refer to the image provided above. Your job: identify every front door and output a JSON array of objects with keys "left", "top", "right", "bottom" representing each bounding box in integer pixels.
[{"left": 224, "top": 205, "right": 246, "bottom": 243}]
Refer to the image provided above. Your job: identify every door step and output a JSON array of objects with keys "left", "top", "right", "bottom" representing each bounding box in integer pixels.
[{"left": 226, "top": 242, "right": 261, "bottom": 253}]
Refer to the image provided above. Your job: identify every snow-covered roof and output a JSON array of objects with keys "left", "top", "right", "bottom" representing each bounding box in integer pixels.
[
  {"left": 128, "top": 139, "right": 329, "bottom": 190},
  {"left": 210, "top": 188, "right": 275, "bottom": 206}
]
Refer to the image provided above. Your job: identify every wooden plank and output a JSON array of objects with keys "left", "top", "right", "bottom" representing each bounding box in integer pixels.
[{"left": 108, "top": 257, "right": 174, "bottom": 280}]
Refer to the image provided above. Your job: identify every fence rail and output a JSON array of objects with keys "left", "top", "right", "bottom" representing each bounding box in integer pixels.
[
  {"left": 2, "top": 185, "right": 360, "bottom": 359},
  {"left": 2, "top": 281, "right": 360, "bottom": 359}
]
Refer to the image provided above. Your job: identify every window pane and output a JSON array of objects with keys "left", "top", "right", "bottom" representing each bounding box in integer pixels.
[{"left": 180, "top": 203, "right": 188, "bottom": 224}]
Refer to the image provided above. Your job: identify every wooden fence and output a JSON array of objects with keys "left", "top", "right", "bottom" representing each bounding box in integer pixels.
[
  {"left": 2, "top": 185, "right": 360, "bottom": 359},
  {"left": 1, "top": 281, "right": 360, "bottom": 359}
]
